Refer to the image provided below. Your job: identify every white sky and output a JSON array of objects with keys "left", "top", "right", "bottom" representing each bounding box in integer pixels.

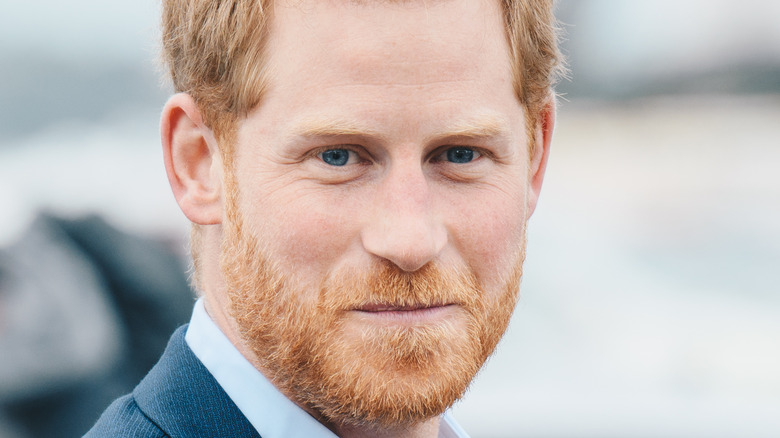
[
  {"left": 576, "top": 0, "right": 780, "bottom": 78},
  {"left": 0, "top": 0, "right": 160, "bottom": 62}
]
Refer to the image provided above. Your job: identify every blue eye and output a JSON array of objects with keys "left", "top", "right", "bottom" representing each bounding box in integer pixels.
[
  {"left": 446, "top": 147, "right": 475, "bottom": 163},
  {"left": 320, "top": 149, "right": 351, "bottom": 166}
]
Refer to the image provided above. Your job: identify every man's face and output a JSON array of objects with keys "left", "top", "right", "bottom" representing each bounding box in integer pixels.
[{"left": 220, "top": 0, "right": 538, "bottom": 429}]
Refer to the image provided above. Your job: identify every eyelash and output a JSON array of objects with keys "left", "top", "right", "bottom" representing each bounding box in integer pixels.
[
  {"left": 313, "top": 146, "right": 364, "bottom": 167},
  {"left": 312, "top": 145, "right": 488, "bottom": 167},
  {"left": 433, "top": 146, "right": 482, "bottom": 164}
]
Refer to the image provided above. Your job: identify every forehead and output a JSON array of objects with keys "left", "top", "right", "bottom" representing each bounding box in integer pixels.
[
  {"left": 270, "top": 0, "right": 509, "bottom": 81},
  {"left": 248, "top": 0, "right": 521, "bottom": 140}
]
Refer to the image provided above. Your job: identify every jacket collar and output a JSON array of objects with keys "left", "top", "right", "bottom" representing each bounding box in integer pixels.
[{"left": 133, "top": 325, "right": 261, "bottom": 438}]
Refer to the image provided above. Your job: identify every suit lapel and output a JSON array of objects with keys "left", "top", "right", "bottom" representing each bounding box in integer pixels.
[{"left": 133, "top": 325, "right": 261, "bottom": 438}]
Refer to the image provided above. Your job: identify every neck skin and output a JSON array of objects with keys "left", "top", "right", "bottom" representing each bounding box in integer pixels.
[
  {"left": 200, "top": 281, "right": 443, "bottom": 438},
  {"left": 335, "top": 418, "right": 441, "bottom": 438}
]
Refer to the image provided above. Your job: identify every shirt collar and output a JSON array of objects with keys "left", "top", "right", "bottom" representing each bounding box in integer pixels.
[{"left": 185, "top": 298, "right": 470, "bottom": 438}]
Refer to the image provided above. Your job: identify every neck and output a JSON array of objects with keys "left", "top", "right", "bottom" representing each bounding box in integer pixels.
[{"left": 333, "top": 416, "right": 441, "bottom": 438}]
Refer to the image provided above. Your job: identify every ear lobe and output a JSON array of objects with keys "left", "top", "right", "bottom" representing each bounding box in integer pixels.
[
  {"left": 526, "top": 96, "right": 555, "bottom": 217},
  {"left": 161, "top": 93, "right": 223, "bottom": 225}
]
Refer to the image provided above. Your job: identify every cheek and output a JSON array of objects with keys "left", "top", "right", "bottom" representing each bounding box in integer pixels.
[
  {"left": 243, "top": 186, "right": 361, "bottom": 280},
  {"left": 445, "top": 187, "right": 528, "bottom": 289}
]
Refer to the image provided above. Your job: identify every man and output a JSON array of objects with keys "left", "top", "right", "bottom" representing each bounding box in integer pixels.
[{"left": 87, "top": 0, "right": 563, "bottom": 436}]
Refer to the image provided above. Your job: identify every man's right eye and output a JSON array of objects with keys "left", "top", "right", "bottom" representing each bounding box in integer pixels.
[{"left": 319, "top": 149, "right": 354, "bottom": 166}]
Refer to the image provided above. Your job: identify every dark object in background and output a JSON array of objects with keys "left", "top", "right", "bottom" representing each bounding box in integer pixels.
[{"left": 0, "top": 213, "right": 194, "bottom": 438}]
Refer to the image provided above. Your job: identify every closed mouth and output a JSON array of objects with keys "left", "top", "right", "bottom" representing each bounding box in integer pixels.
[{"left": 354, "top": 303, "right": 454, "bottom": 312}]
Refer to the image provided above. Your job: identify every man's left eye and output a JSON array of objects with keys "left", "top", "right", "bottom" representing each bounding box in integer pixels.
[
  {"left": 444, "top": 147, "right": 480, "bottom": 164},
  {"left": 319, "top": 149, "right": 354, "bottom": 166}
]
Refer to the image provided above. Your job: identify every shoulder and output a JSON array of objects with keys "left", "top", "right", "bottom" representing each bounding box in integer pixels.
[
  {"left": 86, "top": 325, "right": 260, "bottom": 438},
  {"left": 84, "top": 394, "right": 167, "bottom": 438}
]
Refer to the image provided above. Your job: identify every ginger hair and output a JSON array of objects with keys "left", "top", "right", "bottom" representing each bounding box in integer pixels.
[{"left": 161, "top": 0, "right": 565, "bottom": 289}]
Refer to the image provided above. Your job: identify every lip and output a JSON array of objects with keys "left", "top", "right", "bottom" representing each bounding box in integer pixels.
[
  {"left": 355, "top": 303, "right": 451, "bottom": 312},
  {"left": 350, "top": 303, "right": 457, "bottom": 323}
]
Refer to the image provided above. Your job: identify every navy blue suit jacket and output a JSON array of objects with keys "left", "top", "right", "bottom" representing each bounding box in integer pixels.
[{"left": 85, "top": 325, "right": 261, "bottom": 437}]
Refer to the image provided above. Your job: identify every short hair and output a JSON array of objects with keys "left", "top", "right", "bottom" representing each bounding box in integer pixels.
[
  {"left": 162, "top": 0, "right": 565, "bottom": 148},
  {"left": 161, "top": 0, "right": 566, "bottom": 289}
]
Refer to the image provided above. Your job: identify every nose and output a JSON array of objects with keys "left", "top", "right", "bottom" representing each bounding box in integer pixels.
[{"left": 361, "top": 163, "right": 448, "bottom": 272}]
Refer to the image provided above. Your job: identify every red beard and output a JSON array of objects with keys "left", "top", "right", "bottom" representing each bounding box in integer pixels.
[{"left": 221, "top": 178, "right": 524, "bottom": 430}]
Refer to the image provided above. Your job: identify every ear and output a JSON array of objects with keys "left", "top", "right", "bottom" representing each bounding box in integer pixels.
[
  {"left": 526, "top": 95, "right": 555, "bottom": 217},
  {"left": 161, "top": 93, "right": 223, "bottom": 225}
]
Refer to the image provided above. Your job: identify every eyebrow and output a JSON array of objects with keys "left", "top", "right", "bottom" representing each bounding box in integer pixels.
[
  {"left": 290, "top": 114, "right": 511, "bottom": 142},
  {"left": 293, "top": 118, "right": 382, "bottom": 139},
  {"left": 433, "top": 114, "right": 510, "bottom": 141}
]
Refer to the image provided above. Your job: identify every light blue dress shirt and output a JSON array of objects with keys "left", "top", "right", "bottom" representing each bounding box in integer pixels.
[{"left": 185, "top": 299, "right": 471, "bottom": 438}]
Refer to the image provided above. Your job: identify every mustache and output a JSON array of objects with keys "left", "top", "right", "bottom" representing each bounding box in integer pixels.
[{"left": 317, "top": 260, "right": 481, "bottom": 312}]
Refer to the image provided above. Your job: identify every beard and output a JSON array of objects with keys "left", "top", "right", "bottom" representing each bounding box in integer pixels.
[{"left": 220, "top": 179, "right": 526, "bottom": 430}]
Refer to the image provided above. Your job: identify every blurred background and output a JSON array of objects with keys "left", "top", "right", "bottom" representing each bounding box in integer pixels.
[{"left": 1, "top": 0, "right": 778, "bottom": 437}]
